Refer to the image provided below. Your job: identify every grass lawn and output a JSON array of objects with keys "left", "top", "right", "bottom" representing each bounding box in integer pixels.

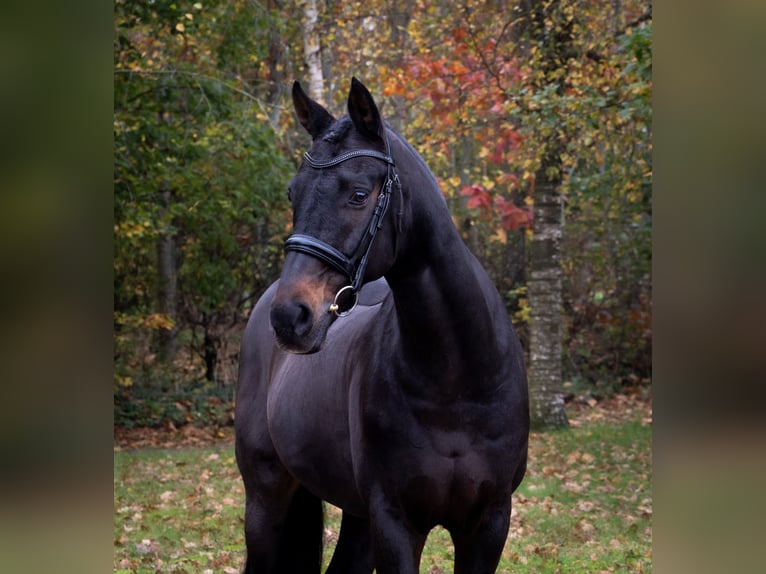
[{"left": 114, "top": 394, "right": 651, "bottom": 573}]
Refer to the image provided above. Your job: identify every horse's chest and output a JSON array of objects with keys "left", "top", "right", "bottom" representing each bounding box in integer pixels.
[{"left": 265, "top": 361, "right": 362, "bottom": 509}]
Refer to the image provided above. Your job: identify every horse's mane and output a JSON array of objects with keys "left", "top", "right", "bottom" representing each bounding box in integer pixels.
[{"left": 385, "top": 123, "right": 447, "bottom": 207}]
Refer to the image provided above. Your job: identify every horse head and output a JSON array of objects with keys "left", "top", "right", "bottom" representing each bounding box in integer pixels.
[{"left": 270, "top": 78, "right": 401, "bottom": 354}]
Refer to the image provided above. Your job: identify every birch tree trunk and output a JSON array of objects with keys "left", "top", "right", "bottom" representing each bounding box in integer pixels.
[
  {"left": 265, "top": 0, "right": 286, "bottom": 130},
  {"left": 522, "top": 0, "right": 572, "bottom": 429},
  {"left": 527, "top": 166, "right": 569, "bottom": 429},
  {"left": 302, "top": 0, "right": 324, "bottom": 102},
  {"left": 385, "top": 0, "right": 413, "bottom": 130}
]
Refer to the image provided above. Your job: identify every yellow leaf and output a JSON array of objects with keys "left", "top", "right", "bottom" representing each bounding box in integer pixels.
[
  {"left": 117, "top": 376, "right": 133, "bottom": 388},
  {"left": 144, "top": 313, "right": 176, "bottom": 331},
  {"left": 525, "top": 227, "right": 533, "bottom": 242},
  {"left": 185, "top": 13, "right": 193, "bottom": 21},
  {"left": 490, "top": 228, "right": 507, "bottom": 245},
  {"left": 175, "top": 23, "right": 185, "bottom": 33}
]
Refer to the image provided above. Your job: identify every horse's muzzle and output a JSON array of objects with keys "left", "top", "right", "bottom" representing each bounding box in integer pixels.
[
  {"left": 269, "top": 297, "right": 332, "bottom": 354},
  {"left": 270, "top": 300, "right": 314, "bottom": 351}
]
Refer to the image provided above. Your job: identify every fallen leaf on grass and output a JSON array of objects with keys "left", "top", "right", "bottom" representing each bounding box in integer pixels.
[
  {"left": 577, "top": 500, "right": 595, "bottom": 512},
  {"left": 566, "top": 450, "right": 581, "bottom": 464},
  {"left": 135, "top": 538, "right": 160, "bottom": 555},
  {"left": 577, "top": 520, "right": 595, "bottom": 534},
  {"left": 562, "top": 480, "right": 584, "bottom": 493}
]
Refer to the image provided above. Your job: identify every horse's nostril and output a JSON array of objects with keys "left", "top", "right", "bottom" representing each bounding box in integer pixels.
[
  {"left": 271, "top": 301, "right": 314, "bottom": 339},
  {"left": 293, "top": 302, "right": 313, "bottom": 336}
]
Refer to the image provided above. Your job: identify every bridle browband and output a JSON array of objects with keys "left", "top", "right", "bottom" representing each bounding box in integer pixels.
[{"left": 283, "top": 137, "right": 400, "bottom": 316}]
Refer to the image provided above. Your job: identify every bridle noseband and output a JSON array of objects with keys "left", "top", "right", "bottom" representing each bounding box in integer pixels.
[{"left": 283, "top": 137, "right": 399, "bottom": 317}]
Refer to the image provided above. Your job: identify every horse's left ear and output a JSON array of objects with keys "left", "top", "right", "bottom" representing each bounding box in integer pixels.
[
  {"left": 348, "top": 77, "right": 384, "bottom": 141},
  {"left": 292, "top": 80, "right": 335, "bottom": 139}
]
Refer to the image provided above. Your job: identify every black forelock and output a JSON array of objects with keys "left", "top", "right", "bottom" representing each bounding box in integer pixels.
[{"left": 321, "top": 116, "right": 353, "bottom": 145}]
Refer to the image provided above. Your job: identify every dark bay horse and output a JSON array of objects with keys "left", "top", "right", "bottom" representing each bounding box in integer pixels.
[{"left": 235, "top": 78, "right": 529, "bottom": 573}]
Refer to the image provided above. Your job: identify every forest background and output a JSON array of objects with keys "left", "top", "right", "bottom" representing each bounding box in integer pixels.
[{"left": 114, "top": 0, "right": 651, "bottom": 430}]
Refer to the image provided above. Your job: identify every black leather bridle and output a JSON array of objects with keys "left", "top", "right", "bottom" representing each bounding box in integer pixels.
[{"left": 283, "top": 137, "right": 399, "bottom": 316}]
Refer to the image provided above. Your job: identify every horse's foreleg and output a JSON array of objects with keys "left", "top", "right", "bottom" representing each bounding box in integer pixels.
[
  {"left": 236, "top": 429, "right": 324, "bottom": 574},
  {"left": 241, "top": 490, "right": 285, "bottom": 573},
  {"left": 325, "top": 511, "right": 374, "bottom": 574},
  {"left": 368, "top": 490, "right": 426, "bottom": 574},
  {"left": 452, "top": 502, "right": 511, "bottom": 574},
  {"left": 240, "top": 480, "right": 323, "bottom": 574}
]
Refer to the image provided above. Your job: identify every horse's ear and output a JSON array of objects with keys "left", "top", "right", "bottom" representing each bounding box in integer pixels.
[
  {"left": 292, "top": 81, "right": 335, "bottom": 139},
  {"left": 348, "top": 77, "right": 384, "bottom": 141}
]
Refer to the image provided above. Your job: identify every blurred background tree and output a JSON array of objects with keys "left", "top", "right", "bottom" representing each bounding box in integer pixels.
[{"left": 114, "top": 0, "right": 650, "bottom": 429}]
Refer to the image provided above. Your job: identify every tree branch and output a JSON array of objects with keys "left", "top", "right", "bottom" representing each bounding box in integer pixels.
[
  {"left": 618, "top": 7, "right": 652, "bottom": 37},
  {"left": 586, "top": 7, "right": 652, "bottom": 62},
  {"left": 114, "top": 68, "right": 283, "bottom": 127}
]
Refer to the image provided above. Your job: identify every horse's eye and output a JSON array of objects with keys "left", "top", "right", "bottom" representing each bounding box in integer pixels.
[
  {"left": 287, "top": 188, "right": 293, "bottom": 202},
  {"left": 349, "top": 190, "right": 369, "bottom": 206}
]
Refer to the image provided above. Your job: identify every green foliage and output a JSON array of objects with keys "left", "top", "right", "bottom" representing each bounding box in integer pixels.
[
  {"left": 114, "top": 0, "right": 293, "bottom": 402},
  {"left": 114, "top": 380, "right": 233, "bottom": 429},
  {"left": 561, "top": 20, "right": 652, "bottom": 382}
]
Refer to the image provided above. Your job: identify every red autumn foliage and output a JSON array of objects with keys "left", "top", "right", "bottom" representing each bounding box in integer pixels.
[{"left": 461, "top": 185, "right": 532, "bottom": 230}]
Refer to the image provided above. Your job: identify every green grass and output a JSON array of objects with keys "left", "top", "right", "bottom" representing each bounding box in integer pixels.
[{"left": 114, "top": 409, "right": 651, "bottom": 573}]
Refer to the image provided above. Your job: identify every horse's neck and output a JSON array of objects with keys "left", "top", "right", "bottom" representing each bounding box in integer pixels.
[{"left": 385, "top": 166, "right": 506, "bottom": 396}]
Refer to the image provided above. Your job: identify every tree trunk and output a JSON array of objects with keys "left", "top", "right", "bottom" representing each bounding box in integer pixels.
[
  {"left": 265, "top": 0, "right": 286, "bottom": 130},
  {"left": 522, "top": 0, "right": 572, "bottom": 429},
  {"left": 156, "top": 188, "right": 177, "bottom": 364},
  {"left": 527, "top": 170, "right": 568, "bottom": 429},
  {"left": 456, "top": 93, "right": 481, "bottom": 256},
  {"left": 203, "top": 326, "right": 218, "bottom": 383},
  {"left": 302, "top": 0, "right": 324, "bottom": 102},
  {"left": 385, "top": 0, "right": 414, "bottom": 130}
]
